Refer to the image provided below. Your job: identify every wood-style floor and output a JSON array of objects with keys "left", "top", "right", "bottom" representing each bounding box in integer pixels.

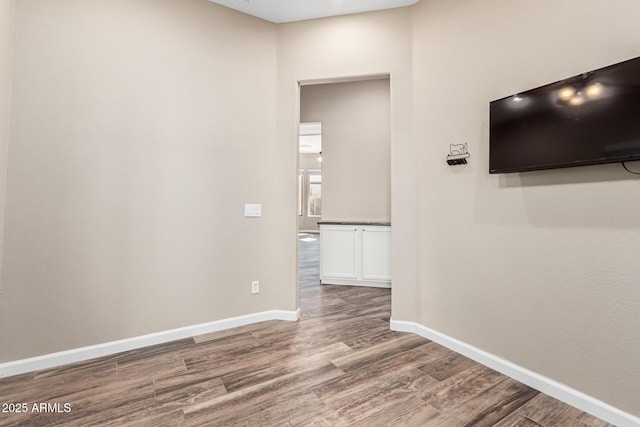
[{"left": 0, "top": 234, "right": 614, "bottom": 426}]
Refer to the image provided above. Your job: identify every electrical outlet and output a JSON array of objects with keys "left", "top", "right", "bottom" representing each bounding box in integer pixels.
[{"left": 251, "top": 280, "right": 260, "bottom": 294}]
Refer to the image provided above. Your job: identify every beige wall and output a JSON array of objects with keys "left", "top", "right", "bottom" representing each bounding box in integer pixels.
[
  {"left": 412, "top": 0, "right": 640, "bottom": 416},
  {"left": 300, "top": 79, "right": 390, "bottom": 222},
  {"left": 2, "top": 0, "right": 639, "bottom": 419},
  {"left": 0, "top": 0, "right": 287, "bottom": 362},
  {"left": 0, "top": 0, "right": 14, "bottom": 290}
]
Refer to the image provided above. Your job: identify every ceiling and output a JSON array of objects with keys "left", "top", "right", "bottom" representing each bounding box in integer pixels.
[{"left": 207, "top": 0, "right": 420, "bottom": 24}]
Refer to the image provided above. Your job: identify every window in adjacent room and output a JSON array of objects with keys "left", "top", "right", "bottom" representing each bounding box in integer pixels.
[{"left": 307, "top": 170, "right": 322, "bottom": 217}]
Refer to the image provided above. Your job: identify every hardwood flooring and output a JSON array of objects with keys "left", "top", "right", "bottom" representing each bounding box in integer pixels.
[{"left": 0, "top": 233, "right": 614, "bottom": 426}]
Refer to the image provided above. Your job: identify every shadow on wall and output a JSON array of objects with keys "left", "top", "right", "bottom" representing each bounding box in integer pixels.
[
  {"left": 499, "top": 162, "right": 640, "bottom": 188},
  {"left": 471, "top": 122, "right": 640, "bottom": 230},
  {"left": 495, "top": 163, "right": 640, "bottom": 229}
]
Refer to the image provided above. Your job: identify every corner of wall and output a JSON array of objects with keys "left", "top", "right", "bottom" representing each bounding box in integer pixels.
[{"left": 0, "top": 0, "right": 16, "bottom": 292}]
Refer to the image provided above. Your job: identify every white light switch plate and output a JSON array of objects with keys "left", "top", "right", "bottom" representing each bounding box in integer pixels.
[{"left": 244, "top": 204, "right": 262, "bottom": 217}]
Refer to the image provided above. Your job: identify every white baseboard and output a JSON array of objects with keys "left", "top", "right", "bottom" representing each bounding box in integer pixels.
[
  {"left": 0, "top": 308, "right": 300, "bottom": 379},
  {"left": 390, "top": 319, "right": 640, "bottom": 427}
]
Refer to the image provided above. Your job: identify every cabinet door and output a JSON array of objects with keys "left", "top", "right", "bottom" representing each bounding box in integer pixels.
[
  {"left": 320, "top": 226, "right": 358, "bottom": 280},
  {"left": 361, "top": 226, "right": 391, "bottom": 281}
]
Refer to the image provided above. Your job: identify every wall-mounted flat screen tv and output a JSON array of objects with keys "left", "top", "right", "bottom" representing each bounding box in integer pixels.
[{"left": 489, "top": 56, "right": 640, "bottom": 174}]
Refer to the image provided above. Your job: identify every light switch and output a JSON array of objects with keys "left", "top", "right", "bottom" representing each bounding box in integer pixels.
[{"left": 244, "top": 204, "right": 262, "bottom": 217}]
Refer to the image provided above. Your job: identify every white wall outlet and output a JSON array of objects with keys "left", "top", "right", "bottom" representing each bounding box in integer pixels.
[
  {"left": 251, "top": 280, "right": 260, "bottom": 294},
  {"left": 244, "top": 204, "right": 262, "bottom": 217}
]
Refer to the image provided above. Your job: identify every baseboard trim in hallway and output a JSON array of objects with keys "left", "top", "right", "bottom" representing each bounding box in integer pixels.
[
  {"left": 0, "top": 308, "right": 301, "bottom": 379},
  {"left": 390, "top": 319, "right": 640, "bottom": 427}
]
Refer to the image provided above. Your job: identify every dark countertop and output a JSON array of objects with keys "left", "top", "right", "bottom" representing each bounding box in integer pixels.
[{"left": 318, "top": 220, "right": 391, "bottom": 226}]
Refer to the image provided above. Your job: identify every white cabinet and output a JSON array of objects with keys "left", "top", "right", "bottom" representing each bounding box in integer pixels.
[
  {"left": 319, "top": 225, "right": 359, "bottom": 281},
  {"left": 319, "top": 223, "right": 391, "bottom": 288},
  {"left": 361, "top": 226, "right": 392, "bottom": 282}
]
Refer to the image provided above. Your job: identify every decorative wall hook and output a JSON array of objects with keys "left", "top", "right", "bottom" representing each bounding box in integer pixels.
[{"left": 447, "top": 143, "right": 470, "bottom": 165}]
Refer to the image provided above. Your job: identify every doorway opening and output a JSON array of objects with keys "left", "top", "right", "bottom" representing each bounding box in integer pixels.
[{"left": 296, "top": 77, "right": 391, "bottom": 309}]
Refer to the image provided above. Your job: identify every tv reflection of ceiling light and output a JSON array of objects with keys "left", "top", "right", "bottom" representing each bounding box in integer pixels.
[
  {"left": 558, "top": 86, "right": 575, "bottom": 101},
  {"left": 585, "top": 83, "right": 603, "bottom": 99},
  {"left": 557, "top": 81, "right": 604, "bottom": 106},
  {"left": 569, "top": 94, "right": 584, "bottom": 106},
  {"left": 513, "top": 95, "right": 523, "bottom": 102}
]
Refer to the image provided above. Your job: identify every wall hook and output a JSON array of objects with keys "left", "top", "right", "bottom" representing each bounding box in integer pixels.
[{"left": 447, "top": 143, "right": 470, "bottom": 165}]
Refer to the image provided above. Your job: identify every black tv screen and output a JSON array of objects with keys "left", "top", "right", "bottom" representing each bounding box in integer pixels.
[{"left": 489, "top": 56, "right": 640, "bottom": 174}]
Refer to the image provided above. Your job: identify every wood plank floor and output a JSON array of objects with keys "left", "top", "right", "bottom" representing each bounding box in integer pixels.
[{"left": 0, "top": 234, "right": 614, "bottom": 426}]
